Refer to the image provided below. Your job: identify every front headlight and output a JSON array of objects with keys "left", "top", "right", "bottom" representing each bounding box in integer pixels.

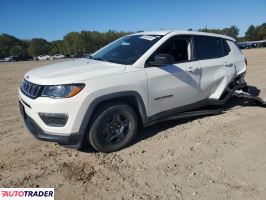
[{"left": 42, "top": 84, "right": 85, "bottom": 98}]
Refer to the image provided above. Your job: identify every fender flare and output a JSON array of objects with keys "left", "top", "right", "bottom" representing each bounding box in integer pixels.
[{"left": 76, "top": 91, "right": 148, "bottom": 149}]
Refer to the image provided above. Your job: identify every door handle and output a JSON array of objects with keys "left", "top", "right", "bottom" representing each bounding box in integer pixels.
[
  {"left": 187, "top": 66, "right": 196, "bottom": 72},
  {"left": 224, "top": 62, "right": 233, "bottom": 67},
  {"left": 187, "top": 66, "right": 199, "bottom": 72}
]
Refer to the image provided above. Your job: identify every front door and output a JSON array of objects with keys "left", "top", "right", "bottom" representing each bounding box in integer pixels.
[{"left": 145, "top": 36, "right": 203, "bottom": 116}]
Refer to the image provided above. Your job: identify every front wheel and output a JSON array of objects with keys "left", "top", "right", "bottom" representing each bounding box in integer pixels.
[{"left": 88, "top": 102, "right": 138, "bottom": 153}]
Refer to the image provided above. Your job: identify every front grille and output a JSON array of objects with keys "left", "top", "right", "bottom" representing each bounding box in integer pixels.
[{"left": 20, "top": 79, "right": 43, "bottom": 99}]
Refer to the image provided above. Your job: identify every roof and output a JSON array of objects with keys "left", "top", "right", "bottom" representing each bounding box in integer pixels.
[
  {"left": 132, "top": 30, "right": 172, "bottom": 36},
  {"left": 132, "top": 30, "right": 235, "bottom": 42}
]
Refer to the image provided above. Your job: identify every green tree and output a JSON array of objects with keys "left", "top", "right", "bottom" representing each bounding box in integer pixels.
[
  {"left": 63, "top": 32, "right": 81, "bottom": 55},
  {"left": 10, "top": 46, "right": 25, "bottom": 56},
  {"left": 245, "top": 25, "right": 257, "bottom": 41},
  {"left": 257, "top": 23, "right": 266, "bottom": 40},
  {"left": 50, "top": 40, "right": 64, "bottom": 55},
  {"left": 222, "top": 25, "right": 239, "bottom": 38},
  {"left": 198, "top": 25, "right": 239, "bottom": 39},
  {"left": 61, "top": 30, "right": 130, "bottom": 56},
  {"left": 0, "top": 34, "right": 25, "bottom": 57},
  {"left": 28, "top": 38, "right": 50, "bottom": 57},
  {"left": 198, "top": 27, "right": 223, "bottom": 34}
]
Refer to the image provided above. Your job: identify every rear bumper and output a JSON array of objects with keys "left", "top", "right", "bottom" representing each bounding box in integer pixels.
[{"left": 20, "top": 101, "right": 81, "bottom": 146}]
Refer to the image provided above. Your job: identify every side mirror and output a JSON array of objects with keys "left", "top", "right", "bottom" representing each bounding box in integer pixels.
[{"left": 149, "top": 53, "right": 175, "bottom": 66}]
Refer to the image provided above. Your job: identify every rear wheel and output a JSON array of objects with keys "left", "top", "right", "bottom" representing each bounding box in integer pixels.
[{"left": 88, "top": 102, "right": 138, "bottom": 153}]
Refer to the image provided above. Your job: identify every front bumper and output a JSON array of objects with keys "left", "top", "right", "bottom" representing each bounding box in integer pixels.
[{"left": 19, "top": 100, "right": 81, "bottom": 146}]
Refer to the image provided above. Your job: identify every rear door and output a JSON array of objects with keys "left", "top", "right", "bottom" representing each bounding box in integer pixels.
[{"left": 194, "top": 36, "right": 237, "bottom": 100}]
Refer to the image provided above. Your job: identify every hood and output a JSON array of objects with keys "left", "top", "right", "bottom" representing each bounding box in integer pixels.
[{"left": 25, "top": 59, "right": 126, "bottom": 85}]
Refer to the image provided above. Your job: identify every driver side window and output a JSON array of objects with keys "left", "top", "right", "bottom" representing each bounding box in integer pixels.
[
  {"left": 148, "top": 36, "right": 192, "bottom": 65},
  {"left": 160, "top": 38, "right": 191, "bottom": 62}
]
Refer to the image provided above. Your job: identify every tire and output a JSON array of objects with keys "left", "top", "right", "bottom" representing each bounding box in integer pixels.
[{"left": 88, "top": 102, "right": 138, "bottom": 153}]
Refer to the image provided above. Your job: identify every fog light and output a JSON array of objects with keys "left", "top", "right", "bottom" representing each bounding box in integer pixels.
[{"left": 39, "top": 113, "right": 68, "bottom": 127}]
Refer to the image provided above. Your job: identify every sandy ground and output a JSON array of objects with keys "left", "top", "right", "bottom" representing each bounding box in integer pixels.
[{"left": 0, "top": 49, "right": 266, "bottom": 200}]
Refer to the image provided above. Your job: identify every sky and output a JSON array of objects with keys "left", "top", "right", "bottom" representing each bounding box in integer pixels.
[{"left": 0, "top": 0, "right": 265, "bottom": 41}]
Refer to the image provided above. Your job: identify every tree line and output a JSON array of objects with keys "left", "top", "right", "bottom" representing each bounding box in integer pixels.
[
  {"left": 197, "top": 23, "right": 266, "bottom": 42},
  {"left": 0, "top": 30, "right": 131, "bottom": 58},
  {"left": 0, "top": 23, "right": 266, "bottom": 58}
]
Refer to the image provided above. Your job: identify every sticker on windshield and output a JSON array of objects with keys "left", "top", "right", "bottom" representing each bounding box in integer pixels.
[
  {"left": 121, "top": 41, "right": 130, "bottom": 46},
  {"left": 139, "top": 35, "right": 157, "bottom": 41}
]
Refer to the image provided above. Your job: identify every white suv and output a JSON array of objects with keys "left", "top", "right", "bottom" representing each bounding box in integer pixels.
[{"left": 19, "top": 30, "right": 247, "bottom": 152}]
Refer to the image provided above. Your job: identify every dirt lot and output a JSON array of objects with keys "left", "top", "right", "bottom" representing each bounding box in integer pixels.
[{"left": 0, "top": 48, "right": 266, "bottom": 200}]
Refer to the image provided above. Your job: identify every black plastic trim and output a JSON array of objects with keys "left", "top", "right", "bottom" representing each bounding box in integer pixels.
[
  {"left": 154, "top": 94, "right": 174, "bottom": 100},
  {"left": 153, "top": 109, "right": 224, "bottom": 124},
  {"left": 20, "top": 98, "right": 31, "bottom": 109},
  {"left": 39, "top": 113, "right": 69, "bottom": 127},
  {"left": 21, "top": 108, "right": 81, "bottom": 145}
]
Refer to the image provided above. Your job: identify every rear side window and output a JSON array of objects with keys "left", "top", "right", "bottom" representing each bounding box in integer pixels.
[
  {"left": 222, "top": 39, "right": 231, "bottom": 56},
  {"left": 194, "top": 36, "right": 224, "bottom": 60}
]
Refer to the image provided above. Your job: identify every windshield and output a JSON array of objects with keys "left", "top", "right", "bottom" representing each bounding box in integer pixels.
[{"left": 90, "top": 34, "right": 162, "bottom": 65}]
